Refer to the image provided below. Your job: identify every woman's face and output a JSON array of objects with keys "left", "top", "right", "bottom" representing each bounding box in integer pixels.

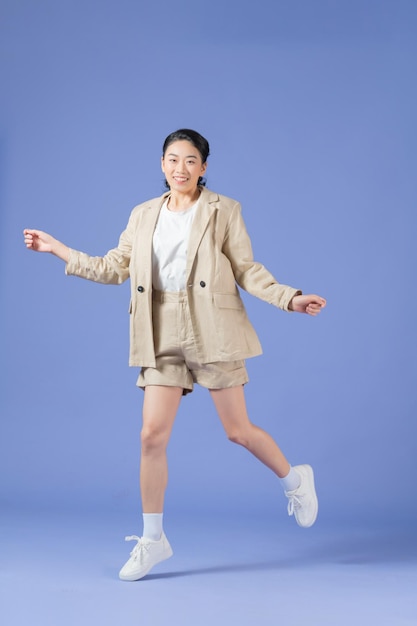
[{"left": 161, "top": 140, "right": 207, "bottom": 193}]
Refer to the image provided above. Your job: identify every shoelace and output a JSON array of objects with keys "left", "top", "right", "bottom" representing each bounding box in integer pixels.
[
  {"left": 125, "top": 535, "right": 150, "bottom": 560},
  {"left": 286, "top": 494, "right": 301, "bottom": 516}
]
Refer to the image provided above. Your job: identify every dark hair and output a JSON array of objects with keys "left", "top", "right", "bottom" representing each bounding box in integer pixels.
[{"left": 162, "top": 129, "right": 210, "bottom": 188}]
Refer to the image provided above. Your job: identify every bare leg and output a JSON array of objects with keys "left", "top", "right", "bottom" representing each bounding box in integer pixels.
[
  {"left": 210, "top": 386, "right": 290, "bottom": 478},
  {"left": 140, "top": 385, "right": 183, "bottom": 513}
]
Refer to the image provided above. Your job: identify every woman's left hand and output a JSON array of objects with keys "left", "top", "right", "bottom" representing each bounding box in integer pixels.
[{"left": 289, "top": 294, "right": 327, "bottom": 316}]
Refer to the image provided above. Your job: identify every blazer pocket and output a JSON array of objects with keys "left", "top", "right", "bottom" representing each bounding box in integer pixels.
[{"left": 213, "top": 293, "right": 243, "bottom": 309}]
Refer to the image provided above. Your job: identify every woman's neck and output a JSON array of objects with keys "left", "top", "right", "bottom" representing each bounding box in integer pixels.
[{"left": 167, "top": 188, "right": 201, "bottom": 212}]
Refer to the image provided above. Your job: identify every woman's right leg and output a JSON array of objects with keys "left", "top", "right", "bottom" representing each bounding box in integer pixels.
[
  {"left": 140, "top": 384, "right": 183, "bottom": 513},
  {"left": 119, "top": 384, "right": 183, "bottom": 582}
]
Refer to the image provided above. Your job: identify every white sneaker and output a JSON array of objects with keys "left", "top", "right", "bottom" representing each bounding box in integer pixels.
[
  {"left": 285, "top": 464, "right": 318, "bottom": 528},
  {"left": 119, "top": 533, "right": 173, "bottom": 581}
]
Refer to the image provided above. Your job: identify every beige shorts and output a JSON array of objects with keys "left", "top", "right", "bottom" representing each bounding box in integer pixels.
[{"left": 137, "top": 291, "right": 249, "bottom": 395}]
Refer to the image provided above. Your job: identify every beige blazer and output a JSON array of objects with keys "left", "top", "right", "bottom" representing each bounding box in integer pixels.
[{"left": 66, "top": 187, "right": 300, "bottom": 367}]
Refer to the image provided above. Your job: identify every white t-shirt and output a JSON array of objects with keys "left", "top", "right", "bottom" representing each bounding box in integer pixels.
[{"left": 152, "top": 198, "right": 198, "bottom": 291}]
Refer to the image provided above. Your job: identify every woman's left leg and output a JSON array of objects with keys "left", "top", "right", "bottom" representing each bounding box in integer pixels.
[
  {"left": 210, "top": 385, "right": 318, "bottom": 527},
  {"left": 210, "top": 385, "right": 290, "bottom": 477}
]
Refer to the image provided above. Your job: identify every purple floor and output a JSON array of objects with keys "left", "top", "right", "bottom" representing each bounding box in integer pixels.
[{"left": 1, "top": 508, "right": 416, "bottom": 626}]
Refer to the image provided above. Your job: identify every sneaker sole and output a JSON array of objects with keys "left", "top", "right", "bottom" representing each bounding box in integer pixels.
[{"left": 295, "top": 464, "right": 318, "bottom": 528}]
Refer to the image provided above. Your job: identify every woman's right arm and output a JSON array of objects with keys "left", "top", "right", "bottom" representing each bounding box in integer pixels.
[
  {"left": 23, "top": 229, "right": 70, "bottom": 263},
  {"left": 23, "top": 213, "right": 134, "bottom": 285}
]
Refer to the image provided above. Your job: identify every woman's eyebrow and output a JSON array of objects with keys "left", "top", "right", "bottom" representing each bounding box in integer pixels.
[{"left": 167, "top": 152, "right": 197, "bottom": 159}]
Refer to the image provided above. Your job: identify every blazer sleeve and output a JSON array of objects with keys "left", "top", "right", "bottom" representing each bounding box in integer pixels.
[
  {"left": 65, "top": 211, "right": 135, "bottom": 285},
  {"left": 222, "top": 202, "right": 301, "bottom": 311}
]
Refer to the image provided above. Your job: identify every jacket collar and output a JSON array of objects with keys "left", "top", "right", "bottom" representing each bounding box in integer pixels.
[
  {"left": 138, "top": 187, "right": 220, "bottom": 277},
  {"left": 145, "top": 185, "right": 220, "bottom": 208}
]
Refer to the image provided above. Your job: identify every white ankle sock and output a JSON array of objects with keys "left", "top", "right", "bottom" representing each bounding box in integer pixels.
[
  {"left": 142, "top": 513, "right": 163, "bottom": 541},
  {"left": 279, "top": 466, "right": 301, "bottom": 492}
]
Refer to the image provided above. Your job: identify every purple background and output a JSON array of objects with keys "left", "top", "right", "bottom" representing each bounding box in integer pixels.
[{"left": 1, "top": 1, "right": 416, "bottom": 624}]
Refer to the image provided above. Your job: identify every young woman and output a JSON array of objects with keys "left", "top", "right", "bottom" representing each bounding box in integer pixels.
[{"left": 24, "top": 129, "right": 326, "bottom": 581}]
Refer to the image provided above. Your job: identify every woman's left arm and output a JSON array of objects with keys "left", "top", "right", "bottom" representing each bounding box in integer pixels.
[
  {"left": 222, "top": 202, "right": 326, "bottom": 314},
  {"left": 222, "top": 203, "right": 298, "bottom": 310}
]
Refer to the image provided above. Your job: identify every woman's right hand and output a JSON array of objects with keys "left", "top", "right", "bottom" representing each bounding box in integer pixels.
[
  {"left": 23, "top": 229, "right": 56, "bottom": 252},
  {"left": 23, "top": 229, "right": 70, "bottom": 262}
]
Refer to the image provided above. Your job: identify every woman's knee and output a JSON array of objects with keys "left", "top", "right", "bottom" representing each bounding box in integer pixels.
[
  {"left": 226, "top": 427, "right": 251, "bottom": 448},
  {"left": 140, "top": 425, "right": 169, "bottom": 455}
]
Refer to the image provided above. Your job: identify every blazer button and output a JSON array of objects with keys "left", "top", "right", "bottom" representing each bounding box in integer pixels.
[
  {"left": 137, "top": 285, "right": 145, "bottom": 293},
  {"left": 200, "top": 281, "right": 206, "bottom": 288}
]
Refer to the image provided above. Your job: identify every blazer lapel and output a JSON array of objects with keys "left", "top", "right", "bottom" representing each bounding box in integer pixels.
[
  {"left": 186, "top": 188, "right": 219, "bottom": 278},
  {"left": 136, "top": 193, "right": 169, "bottom": 268}
]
